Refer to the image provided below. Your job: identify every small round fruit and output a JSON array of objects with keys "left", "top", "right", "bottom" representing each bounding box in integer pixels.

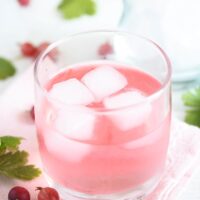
[
  {"left": 8, "top": 186, "right": 30, "bottom": 200},
  {"left": 18, "top": 0, "right": 30, "bottom": 6},
  {"left": 98, "top": 42, "right": 113, "bottom": 56},
  {"left": 21, "top": 42, "right": 37, "bottom": 57},
  {"left": 37, "top": 187, "right": 60, "bottom": 200}
]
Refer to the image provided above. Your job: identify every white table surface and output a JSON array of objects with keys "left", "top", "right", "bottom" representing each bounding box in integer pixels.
[{"left": 0, "top": 1, "right": 200, "bottom": 199}]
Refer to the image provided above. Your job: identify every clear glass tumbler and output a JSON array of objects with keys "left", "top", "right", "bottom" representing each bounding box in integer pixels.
[{"left": 34, "top": 31, "right": 172, "bottom": 200}]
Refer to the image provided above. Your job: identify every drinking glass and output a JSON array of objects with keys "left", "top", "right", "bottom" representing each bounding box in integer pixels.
[{"left": 34, "top": 30, "right": 171, "bottom": 200}]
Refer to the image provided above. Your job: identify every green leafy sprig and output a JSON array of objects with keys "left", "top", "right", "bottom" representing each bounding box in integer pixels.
[
  {"left": 182, "top": 87, "right": 200, "bottom": 127},
  {"left": 0, "top": 136, "right": 41, "bottom": 180}
]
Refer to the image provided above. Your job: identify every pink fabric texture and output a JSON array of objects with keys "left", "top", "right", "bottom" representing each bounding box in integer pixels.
[
  {"left": 0, "top": 68, "right": 200, "bottom": 199},
  {"left": 147, "top": 119, "right": 200, "bottom": 200}
]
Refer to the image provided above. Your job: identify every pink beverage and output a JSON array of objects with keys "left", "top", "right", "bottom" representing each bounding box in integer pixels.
[{"left": 36, "top": 62, "right": 171, "bottom": 195}]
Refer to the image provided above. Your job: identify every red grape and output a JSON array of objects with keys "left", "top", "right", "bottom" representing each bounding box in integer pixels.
[
  {"left": 8, "top": 186, "right": 30, "bottom": 200},
  {"left": 98, "top": 42, "right": 113, "bottom": 56},
  {"left": 18, "top": 0, "right": 30, "bottom": 6},
  {"left": 37, "top": 187, "right": 60, "bottom": 200},
  {"left": 21, "top": 42, "right": 37, "bottom": 57}
]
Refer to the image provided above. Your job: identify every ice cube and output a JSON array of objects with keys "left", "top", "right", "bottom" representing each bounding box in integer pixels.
[
  {"left": 49, "top": 78, "right": 95, "bottom": 105},
  {"left": 45, "top": 128, "right": 91, "bottom": 162},
  {"left": 81, "top": 66, "right": 127, "bottom": 101},
  {"left": 55, "top": 106, "right": 95, "bottom": 142},
  {"left": 104, "top": 91, "right": 152, "bottom": 131},
  {"left": 104, "top": 90, "right": 146, "bottom": 109}
]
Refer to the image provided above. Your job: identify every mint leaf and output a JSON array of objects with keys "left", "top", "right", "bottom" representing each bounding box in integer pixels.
[
  {"left": 0, "top": 136, "right": 41, "bottom": 180},
  {"left": 58, "top": 0, "right": 96, "bottom": 19},
  {"left": 0, "top": 57, "right": 16, "bottom": 80}
]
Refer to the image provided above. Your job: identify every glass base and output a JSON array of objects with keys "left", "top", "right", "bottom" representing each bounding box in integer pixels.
[{"left": 45, "top": 173, "right": 161, "bottom": 200}]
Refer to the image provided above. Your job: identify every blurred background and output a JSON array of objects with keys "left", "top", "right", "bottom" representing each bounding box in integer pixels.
[
  {"left": 0, "top": 0, "right": 123, "bottom": 90},
  {"left": 1, "top": 0, "right": 200, "bottom": 85}
]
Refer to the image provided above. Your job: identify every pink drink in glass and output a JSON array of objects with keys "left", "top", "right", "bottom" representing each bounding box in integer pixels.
[{"left": 36, "top": 62, "right": 171, "bottom": 195}]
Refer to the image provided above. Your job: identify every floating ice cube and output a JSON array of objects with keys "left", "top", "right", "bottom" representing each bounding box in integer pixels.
[
  {"left": 49, "top": 78, "right": 95, "bottom": 105},
  {"left": 104, "top": 91, "right": 152, "bottom": 131},
  {"left": 55, "top": 106, "right": 95, "bottom": 142},
  {"left": 81, "top": 66, "right": 127, "bottom": 101},
  {"left": 45, "top": 128, "right": 91, "bottom": 162},
  {"left": 104, "top": 90, "right": 146, "bottom": 109}
]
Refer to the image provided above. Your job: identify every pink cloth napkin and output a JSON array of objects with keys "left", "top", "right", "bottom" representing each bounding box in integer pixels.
[
  {"left": 147, "top": 119, "right": 200, "bottom": 200},
  {"left": 0, "top": 67, "right": 200, "bottom": 200}
]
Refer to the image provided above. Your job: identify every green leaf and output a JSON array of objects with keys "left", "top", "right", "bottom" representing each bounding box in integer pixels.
[
  {"left": 0, "top": 150, "right": 41, "bottom": 180},
  {"left": 182, "top": 87, "right": 200, "bottom": 107},
  {"left": 185, "top": 109, "right": 200, "bottom": 127},
  {"left": 0, "top": 151, "right": 28, "bottom": 169},
  {"left": 84, "top": 0, "right": 96, "bottom": 15},
  {"left": 58, "top": 0, "right": 96, "bottom": 19},
  {"left": 0, "top": 135, "right": 41, "bottom": 180},
  {"left": 0, "top": 57, "right": 16, "bottom": 80},
  {"left": 0, "top": 136, "right": 23, "bottom": 151},
  {"left": 0, "top": 147, "right": 6, "bottom": 155},
  {"left": 5, "top": 165, "right": 41, "bottom": 181},
  {"left": 182, "top": 87, "right": 200, "bottom": 127}
]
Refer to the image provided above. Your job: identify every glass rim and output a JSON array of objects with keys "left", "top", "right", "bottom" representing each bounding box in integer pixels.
[{"left": 34, "top": 30, "right": 172, "bottom": 113}]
